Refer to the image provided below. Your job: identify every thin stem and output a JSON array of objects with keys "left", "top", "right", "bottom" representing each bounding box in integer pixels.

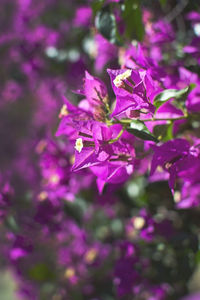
[
  {"left": 111, "top": 115, "right": 188, "bottom": 125},
  {"left": 164, "top": 0, "right": 189, "bottom": 22},
  {"left": 140, "top": 115, "right": 188, "bottom": 122},
  {"left": 112, "top": 119, "right": 132, "bottom": 125},
  {"left": 108, "top": 128, "right": 125, "bottom": 144}
]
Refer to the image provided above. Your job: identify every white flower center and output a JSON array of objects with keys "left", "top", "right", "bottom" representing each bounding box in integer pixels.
[
  {"left": 59, "top": 104, "right": 68, "bottom": 118},
  {"left": 113, "top": 69, "right": 132, "bottom": 88},
  {"left": 133, "top": 216, "right": 145, "bottom": 229},
  {"left": 64, "top": 267, "right": 75, "bottom": 279},
  {"left": 75, "top": 138, "right": 83, "bottom": 153}
]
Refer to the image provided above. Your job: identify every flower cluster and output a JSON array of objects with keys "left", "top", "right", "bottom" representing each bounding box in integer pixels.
[{"left": 0, "top": 1, "right": 200, "bottom": 300}]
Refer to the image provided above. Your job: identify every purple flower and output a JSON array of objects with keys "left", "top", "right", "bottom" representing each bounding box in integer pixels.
[
  {"left": 181, "top": 293, "right": 200, "bottom": 300},
  {"left": 150, "top": 20, "right": 175, "bottom": 45},
  {"left": 184, "top": 38, "right": 200, "bottom": 64},
  {"left": 72, "top": 123, "right": 135, "bottom": 188},
  {"left": 56, "top": 96, "right": 93, "bottom": 139},
  {"left": 187, "top": 11, "right": 200, "bottom": 22},
  {"left": 126, "top": 209, "right": 155, "bottom": 242},
  {"left": 9, "top": 235, "right": 33, "bottom": 262},
  {"left": 37, "top": 138, "right": 93, "bottom": 202},
  {"left": 186, "top": 84, "right": 200, "bottom": 112},
  {"left": 77, "top": 71, "right": 109, "bottom": 121},
  {"left": 150, "top": 139, "right": 199, "bottom": 189},
  {"left": 56, "top": 93, "right": 135, "bottom": 190},
  {"left": 1, "top": 80, "right": 22, "bottom": 105},
  {"left": 94, "top": 34, "right": 118, "bottom": 72},
  {"left": 178, "top": 181, "right": 200, "bottom": 208},
  {"left": 122, "top": 43, "right": 165, "bottom": 81},
  {"left": 114, "top": 242, "right": 140, "bottom": 297},
  {"left": 0, "top": 180, "right": 13, "bottom": 221},
  {"left": 73, "top": 6, "right": 92, "bottom": 28},
  {"left": 107, "top": 68, "right": 156, "bottom": 117}
]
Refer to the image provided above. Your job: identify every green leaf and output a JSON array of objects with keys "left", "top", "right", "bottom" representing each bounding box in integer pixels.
[
  {"left": 122, "top": 0, "right": 144, "bottom": 41},
  {"left": 164, "top": 121, "right": 174, "bottom": 141},
  {"left": 173, "top": 83, "right": 196, "bottom": 111},
  {"left": 29, "top": 263, "right": 55, "bottom": 282},
  {"left": 189, "top": 83, "right": 196, "bottom": 90},
  {"left": 127, "top": 120, "right": 158, "bottom": 142},
  {"left": 129, "top": 120, "right": 149, "bottom": 131},
  {"left": 159, "top": 0, "right": 166, "bottom": 6},
  {"left": 195, "top": 250, "right": 200, "bottom": 264},
  {"left": 92, "top": 0, "right": 105, "bottom": 17},
  {"left": 153, "top": 122, "right": 173, "bottom": 142},
  {"left": 5, "top": 215, "right": 19, "bottom": 233},
  {"left": 154, "top": 86, "right": 189, "bottom": 109},
  {"left": 95, "top": 6, "right": 122, "bottom": 45}
]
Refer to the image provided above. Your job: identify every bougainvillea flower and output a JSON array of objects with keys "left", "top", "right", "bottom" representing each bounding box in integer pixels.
[
  {"left": 184, "top": 38, "right": 200, "bottom": 64},
  {"left": 150, "top": 20, "right": 175, "bottom": 44},
  {"left": 94, "top": 34, "right": 118, "bottom": 72},
  {"left": 186, "top": 84, "right": 200, "bottom": 112},
  {"left": 114, "top": 242, "right": 140, "bottom": 297},
  {"left": 151, "top": 139, "right": 200, "bottom": 189},
  {"left": 181, "top": 293, "right": 200, "bottom": 300},
  {"left": 77, "top": 71, "right": 109, "bottom": 121},
  {"left": 37, "top": 138, "right": 93, "bottom": 202},
  {"left": 122, "top": 43, "right": 165, "bottom": 81},
  {"left": 83, "top": 71, "right": 108, "bottom": 105},
  {"left": 107, "top": 68, "right": 156, "bottom": 117},
  {"left": 73, "top": 6, "right": 92, "bottom": 28},
  {"left": 57, "top": 96, "right": 135, "bottom": 187},
  {"left": 126, "top": 209, "right": 156, "bottom": 242},
  {"left": 72, "top": 124, "right": 135, "bottom": 187},
  {"left": 178, "top": 181, "right": 200, "bottom": 208},
  {"left": 0, "top": 180, "right": 13, "bottom": 221},
  {"left": 56, "top": 96, "right": 93, "bottom": 139},
  {"left": 187, "top": 11, "right": 200, "bottom": 22}
]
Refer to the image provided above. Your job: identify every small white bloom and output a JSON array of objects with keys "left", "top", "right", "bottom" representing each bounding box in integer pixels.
[
  {"left": 113, "top": 69, "right": 132, "bottom": 88},
  {"left": 133, "top": 216, "right": 145, "bottom": 230},
  {"left": 174, "top": 191, "right": 181, "bottom": 203},
  {"left": 75, "top": 138, "right": 83, "bottom": 153},
  {"left": 194, "top": 23, "right": 200, "bottom": 36},
  {"left": 59, "top": 104, "right": 68, "bottom": 118}
]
